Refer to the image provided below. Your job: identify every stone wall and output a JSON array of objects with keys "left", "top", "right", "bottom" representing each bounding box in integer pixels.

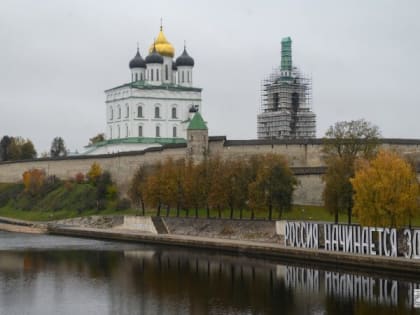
[
  {"left": 293, "top": 173, "right": 325, "bottom": 206},
  {"left": 1, "top": 138, "right": 420, "bottom": 206},
  {"left": 162, "top": 217, "right": 279, "bottom": 242},
  {"left": 0, "top": 146, "right": 187, "bottom": 193}
]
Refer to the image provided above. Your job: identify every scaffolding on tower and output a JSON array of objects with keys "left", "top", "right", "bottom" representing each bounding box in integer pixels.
[{"left": 257, "top": 66, "right": 316, "bottom": 140}]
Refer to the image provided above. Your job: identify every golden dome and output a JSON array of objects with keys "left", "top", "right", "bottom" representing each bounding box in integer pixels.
[{"left": 149, "top": 27, "right": 175, "bottom": 58}]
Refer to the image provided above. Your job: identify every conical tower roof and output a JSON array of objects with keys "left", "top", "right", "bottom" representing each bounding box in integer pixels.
[{"left": 187, "top": 112, "right": 207, "bottom": 130}]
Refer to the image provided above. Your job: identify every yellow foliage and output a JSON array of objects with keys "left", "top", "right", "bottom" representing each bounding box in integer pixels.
[
  {"left": 22, "top": 168, "right": 46, "bottom": 195},
  {"left": 106, "top": 184, "right": 118, "bottom": 200},
  {"left": 86, "top": 162, "right": 102, "bottom": 183},
  {"left": 350, "top": 150, "right": 419, "bottom": 227}
]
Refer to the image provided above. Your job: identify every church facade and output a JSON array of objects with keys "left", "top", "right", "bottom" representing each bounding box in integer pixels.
[{"left": 85, "top": 26, "right": 202, "bottom": 155}]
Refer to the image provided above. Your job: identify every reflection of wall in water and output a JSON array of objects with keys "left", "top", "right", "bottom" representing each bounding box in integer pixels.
[{"left": 281, "top": 265, "right": 420, "bottom": 309}]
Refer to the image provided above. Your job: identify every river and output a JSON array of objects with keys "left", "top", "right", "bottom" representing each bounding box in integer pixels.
[{"left": 0, "top": 231, "right": 419, "bottom": 315}]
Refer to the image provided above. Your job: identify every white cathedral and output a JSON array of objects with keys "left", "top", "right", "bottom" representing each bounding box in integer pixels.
[{"left": 85, "top": 26, "right": 202, "bottom": 155}]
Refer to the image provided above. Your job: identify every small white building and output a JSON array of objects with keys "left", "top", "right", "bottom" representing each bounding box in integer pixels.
[{"left": 85, "top": 26, "right": 202, "bottom": 155}]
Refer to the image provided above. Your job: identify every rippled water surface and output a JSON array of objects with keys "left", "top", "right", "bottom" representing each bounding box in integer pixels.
[{"left": 0, "top": 231, "right": 419, "bottom": 315}]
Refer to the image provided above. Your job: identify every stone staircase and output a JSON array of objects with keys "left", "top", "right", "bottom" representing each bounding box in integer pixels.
[{"left": 151, "top": 217, "right": 169, "bottom": 234}]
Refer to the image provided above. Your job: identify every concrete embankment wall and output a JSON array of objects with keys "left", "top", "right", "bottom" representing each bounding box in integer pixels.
[
  {"left": 163, "top": 217, "right": 279, "bottom": 242},
  {"left": 47, "top": 225, "right": 420, "bottom": 275},
  {"left": 1, "top": 215, "right": 420, "bottom": 275},
  {"left": 0, "top": 216, "right": 47, "bottom": 233},
  {"left": 53, "top": 216, "right": 279, "bottom": 242}
]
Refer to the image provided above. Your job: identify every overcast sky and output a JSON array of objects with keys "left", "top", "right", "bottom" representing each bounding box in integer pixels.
[{"left": 1, "top": 0, "right": 419, "bottom": 154}]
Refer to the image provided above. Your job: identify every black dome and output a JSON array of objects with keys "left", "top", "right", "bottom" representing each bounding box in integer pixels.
[
  {"left": 129, "top": 49, "right": 146, "bottom": 69},
  {"left": 145, "top": 47, "right": 164, "bottom": 64},
  {"left": 176, "top": 48, "right": 194, "bottom": 67}
]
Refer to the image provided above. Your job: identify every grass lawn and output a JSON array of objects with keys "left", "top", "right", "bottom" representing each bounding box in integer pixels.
[
  {"left": 1, "top": 204, "right": 420, "bottom": 227},
  {"left": 0, "top": 206, "right": 138, "bottom": 222},
  {"left": 0, "top": 204, "right": 335, "bottom": 222}
]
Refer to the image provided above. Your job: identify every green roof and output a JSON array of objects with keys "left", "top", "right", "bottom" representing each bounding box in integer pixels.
[
  {"left": 85, "top": 137, "right": 186, "bottom": 148},
  {"left": 187, "top": 112, "right": 207, "bottom": 130},
  {"left": 105, "top": 81, "right": 202, "bottom": 93},
  {"left": 281, "top": 36, "right": 292, "bottom": 72}
]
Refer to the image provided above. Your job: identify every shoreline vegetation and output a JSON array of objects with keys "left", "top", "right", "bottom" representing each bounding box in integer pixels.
[{"left": 1, "top": 179, "right": 420, "bottom": 226}]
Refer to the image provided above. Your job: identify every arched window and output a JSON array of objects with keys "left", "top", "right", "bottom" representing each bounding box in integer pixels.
[
  {"left": 182, "top": 71, "right": 184, "bottom": 83},
  {"left": 156, "top": 69, "right": 159, "bottom": 81},
  {"left": 156, "top": 126, "right": 160, "bottom": 137},
  {"left": 171, "top": 107, "right": 177, "bottom": 119},
  {"left": 109, "top": 126, "right": 113, "bottom": 139},
  {"left": 117, "top": 106, "right": 121, "bottom": 119},
  {"left": 137, "top": 106, "right": 143, "bottom": 118},
  {"left": 151, "top": 69, "right": 154, "bottom": 81},
  {"left": 187, "top": 71, "right": 190, "bottom": 83},
  {"left": 165, "top": 64, "right": 168, "bottom": 81},
  {"left": 110, "top": 107, "right": 113, "bottom": 120},
  {"left": 135, "top": 73, "right": 138, "bottom": 81},
  {"left": 117, "top": 125, "right": 120, "bottom": 138},
  {"left": 155, "top": 106, "right": 160, "bottom": 118},
  {"left": 140, "top": 73, "right": 143, "bottom": 80},
  {"left": 172, "top": 126, "right": 177, "bottom": 138},
  {"left": 125, "top": 124, "right": 129, "bottom": 137},
  {"left": 138, "top": 125, "right": 143, "bottom": 137},
  {"left": 125, "top": 104, "right": 129, "bottom": 118}
]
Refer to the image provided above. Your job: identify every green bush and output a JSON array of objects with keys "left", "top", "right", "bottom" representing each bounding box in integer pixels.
[{"left": 0, "top": 183, "right": 24, "bottom": 208}]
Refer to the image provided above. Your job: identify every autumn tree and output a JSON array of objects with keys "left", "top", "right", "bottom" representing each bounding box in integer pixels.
[
  {"left": 89, "top": 133, "right": 105, "bottom": 145},
  {"left": 322, "top": 156, "right": 354, "bottom": 224},
  {"left": 50, "top": 137, "right": 67, "bottom": 157},
  {"left": 322, "top": 119, "right": 381, "bottom": 224},
  {"left": 225, "top": 159, "right": 248, "bottom": 219},
  {"left": 183, "top": 158, "right": 198, "bottom": 217},
  {"left": 86, "top": 162, "right": 102, "bottom": 184},
  {"left": 350, "top": 150, "right": 420, "bottom": 227},
  {"left": 144, "top": 162, "right": 164, "bottom": 216},
  {"left": 248, "top": 154, "right": 297, "bottom": 220},
  {"left": 0, "top": 137, "right": 36, "bottom": 161},
  {"left": 0, "top": 136, "right": 11, "bottom": 161},
  {"left": 128, "top": 165, "right": 149, "bottom": 215},
  {"left": 208, "top": 157, "right": 230, "bottom": 218},
  {"left": 173, "top": 158, "right": 187, "bottom": 216},
  {"left": 20, "top": 140, "right": 37, "bottom": 159},
  {"left": 74, "top": 172, "right": 85, "bottom": 183},
  {"left": 8, "top": 137, "right": 26, "bottom": 160},
  {"left": 22, "top": 168, "right": 46, "bottom": 196},
  {"left": 160, "top": 158, "right": 179, "bottom": 216}
]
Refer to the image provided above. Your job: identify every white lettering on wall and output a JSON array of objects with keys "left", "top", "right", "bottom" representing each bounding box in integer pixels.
[{"left": 284, "top": 221, "right": 419, "bottom": 259}]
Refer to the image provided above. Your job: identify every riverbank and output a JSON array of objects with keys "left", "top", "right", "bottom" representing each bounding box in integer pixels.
[
  {"left": 47, "top": 224, "right": 420, "bottom": 276},
  {"left": 0, "top": 216, "right": 47, "bottom": 233},
  {"left": 0, "top": 215, "right": 419, "bottom": 276}
]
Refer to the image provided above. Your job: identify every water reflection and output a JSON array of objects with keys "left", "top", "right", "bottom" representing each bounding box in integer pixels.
[{"left": 0, "top": 232, "right": 419, "bottom": 315}]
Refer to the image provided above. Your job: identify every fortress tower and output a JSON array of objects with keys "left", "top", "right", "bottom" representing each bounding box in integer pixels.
[{"left": 257, "top": 37, "right": 316, "bottom": 140}]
